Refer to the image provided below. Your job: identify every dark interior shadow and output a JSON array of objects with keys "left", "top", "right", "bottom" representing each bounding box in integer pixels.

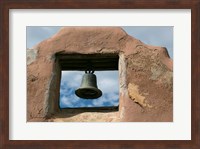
[{"left": 53, "top": 106, "right": 119, "bottom": 119}]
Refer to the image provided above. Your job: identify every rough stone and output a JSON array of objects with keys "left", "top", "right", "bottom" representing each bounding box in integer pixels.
[
  {"left": 27, "top": 48, "right": 38, "bottom": 65},
  {"left": 128, "top": 83, "right": 152, "bottom": 108}
]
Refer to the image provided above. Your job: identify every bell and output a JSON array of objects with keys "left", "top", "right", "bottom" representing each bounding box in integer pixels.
[{"left": 75, "top": 71, "right": 102, "bottom": 99}]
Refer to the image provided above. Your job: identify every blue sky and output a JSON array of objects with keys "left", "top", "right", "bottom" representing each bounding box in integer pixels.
[
  {"left": 27, "top": 26, "right": 173, "bottom": 108},
  {"left": 60, "top": 71, "right": 119, "bottom": 108}
]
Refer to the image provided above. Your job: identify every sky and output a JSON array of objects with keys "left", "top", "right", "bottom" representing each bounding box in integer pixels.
[
  {"left": 27, "top": 26, "right": 173, "bottom": 108},
  {"left": 60, "top": 71, "right": 119, "bottom": 108}
]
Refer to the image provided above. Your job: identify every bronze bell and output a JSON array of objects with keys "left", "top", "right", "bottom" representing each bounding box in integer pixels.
[{"left": 75, "top": 70, "right": 102, "bottom": 99}]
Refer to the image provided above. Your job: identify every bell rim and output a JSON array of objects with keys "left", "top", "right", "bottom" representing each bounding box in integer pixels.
[{"left": 75, "top": 87, "right": 102, "bottom": 99}]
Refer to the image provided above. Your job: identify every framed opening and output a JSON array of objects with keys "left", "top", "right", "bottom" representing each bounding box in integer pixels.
[{"left": 57, "top": 54, "right": 119, "bottom": 112}]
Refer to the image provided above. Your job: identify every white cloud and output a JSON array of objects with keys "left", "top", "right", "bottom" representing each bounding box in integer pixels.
[
  {"left": 106, "top": 93, "right": 119, "bottom": 101},
  {"left": 91, "top": 93, "right": 119, "bottom": 107},
  {"left": 98, "top": 78, "right": 118, "bottom": 94},
  {"left": 122, "top": 26, "right": 173, "bottom": 58},
  {"left": 26, "top": 26, "right": 61, "bottom": 48},
  {"left": 96, "top": 71, "right": 119, "bottom": 94},
  {"left": 61, "top": 71, "right": 83, "bottom": 88},
  {"left": 60, "top": 96, "right": 73, "bottom": 107},
  {"left": 91, "top": 96, "right": 107, "bottom": 107}
]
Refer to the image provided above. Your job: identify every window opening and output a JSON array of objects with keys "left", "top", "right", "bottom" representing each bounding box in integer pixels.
[{"left": 57, "top": 54, "right": 119, "bottom": 109}]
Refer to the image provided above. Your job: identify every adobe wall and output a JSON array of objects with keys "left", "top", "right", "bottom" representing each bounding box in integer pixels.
[{"left": 27, "top": 27, "right": 173, "bottom": 122}]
